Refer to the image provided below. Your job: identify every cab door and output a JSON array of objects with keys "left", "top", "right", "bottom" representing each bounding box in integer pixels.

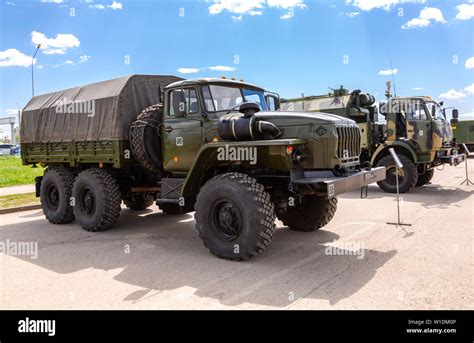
[
  {"left": 162, "top": 87, "right": 202, "bottom": 172},
  {"left": 404, "top": 100, "right": 432, "bottom": 153}
]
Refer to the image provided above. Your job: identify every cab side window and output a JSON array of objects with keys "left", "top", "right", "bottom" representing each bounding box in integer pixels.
[
  {"left": 169, "top": 88, "right": 199, "bottom": 116},
  {"left": 405, "top": 102, "right": 427, "bottom": 121}
]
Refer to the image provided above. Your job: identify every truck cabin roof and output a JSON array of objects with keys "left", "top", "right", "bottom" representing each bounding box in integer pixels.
[
  {"left": 165, "top": 78, "right": 265, "bottom": 92},
  {"left": 390, "top": 96, "right": 437, "bottom": 103}
]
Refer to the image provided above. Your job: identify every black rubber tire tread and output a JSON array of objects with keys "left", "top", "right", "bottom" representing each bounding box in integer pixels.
[
  {"left": 72, "top": 168, "right": 121, "bottom": 232},
  {"left": 123, "top": 193, "right": 155, "bottom": 210},
  {"left": 194, "top": 172, "right": 276, "bottom": 261},
  {"left": 40, "top": 166, "right": 75, "bottom": 224},
  {"left": 278, "top": 196, "right": 338, "bottom": 232},
  {"left": 376, "top": 154, "right": 418, "bottom": 193},
  {"left": 415, "top": 168, "right": 434, "bottom": 187},
  {"left": 130, "top": 103, "right": 163, "bottom": 174}
]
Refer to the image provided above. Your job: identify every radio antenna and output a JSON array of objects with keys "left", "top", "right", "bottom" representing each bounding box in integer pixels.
[{"left": 389, "top": 51, "right": 397, "bottom": 97}]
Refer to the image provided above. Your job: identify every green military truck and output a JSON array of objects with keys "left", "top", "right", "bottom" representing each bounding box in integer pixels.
[
  {"left": 451, "top": 119, "right": 474, "bottom": 154},
  {"left": 21, "top": 75, "right": 385, "bottom": 260},
  {"left": 280, "top": 85, "right": 465, "bottom": 193}
]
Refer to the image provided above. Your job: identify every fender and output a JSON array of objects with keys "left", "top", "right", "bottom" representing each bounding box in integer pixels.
[
  {"left": 371, "top": 141, "right": 418, "bottom": 165},
  {"left": 181, "top": 138, "right": 306, "bottom": 198}
]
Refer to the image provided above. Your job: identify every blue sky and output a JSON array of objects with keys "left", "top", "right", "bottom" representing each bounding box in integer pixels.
[{"left": 1, "top": 0, "right": 473, "bottom": 136}]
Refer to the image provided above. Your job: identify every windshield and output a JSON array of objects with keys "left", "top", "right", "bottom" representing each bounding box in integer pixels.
[
  {"left": 425, "top": 101, "right": 446, "bottom": 121},
  {"left": 202, "top": 85, "right": 268, "bottom": 113}
]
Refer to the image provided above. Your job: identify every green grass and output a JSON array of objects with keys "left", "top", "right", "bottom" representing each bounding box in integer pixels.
[
  {"left": 0, "top": 192, "right": 39, "bottom": 209},
  {"left": 0, "top": 156, "right": 45, "bottom": 188}
]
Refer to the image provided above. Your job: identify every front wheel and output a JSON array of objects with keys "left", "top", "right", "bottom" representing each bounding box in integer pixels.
[
  {"left": 72, "top": 168, "right": 121, "bottom": 232},
  {"left": 194, "top": 173, "right": 276, "bottom": 261},
  {"left": 375, "top": 154, "right": 418, "bottom": 193},
  {"left": 277, "top": 196, "right": 338, "bottom": 232}
]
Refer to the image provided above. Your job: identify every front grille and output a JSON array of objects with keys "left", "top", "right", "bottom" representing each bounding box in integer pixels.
[{"left": 336, "top": 125, "right": 361, "bottom": 163}]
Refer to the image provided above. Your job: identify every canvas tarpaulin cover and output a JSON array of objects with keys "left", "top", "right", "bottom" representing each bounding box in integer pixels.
[{"left": 21, "top": 74, "right": 183, "bottom": 143}]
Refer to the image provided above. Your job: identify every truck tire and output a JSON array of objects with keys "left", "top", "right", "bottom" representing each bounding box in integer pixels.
[
  {"left": 123, "top": 193, "right": 155, "bottom": 210},
  {"left": 194, "top": 172, "right": 276, "bottom": 261},
  {"left": 130, "top": 103, "right": 164, "bottom": 175},
  {"left": 72, "top": 168, "right": 121, "bottom": 232},
  {"left": 40, "top": 167, "right": 75, "bottom": 224},
  {"left": 278, "top": 196, "right": 337, "bottom": 232},
  {"left": 375, "top": 154, "right": 418, "bottom": 193},
  {"left": 415, "top": 169, "right": 434, "bottom": 187}
]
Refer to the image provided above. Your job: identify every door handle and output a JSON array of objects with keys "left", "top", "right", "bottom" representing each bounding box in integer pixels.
[{"left": 164, "top": 126, "right": 173, "bottom": 133}]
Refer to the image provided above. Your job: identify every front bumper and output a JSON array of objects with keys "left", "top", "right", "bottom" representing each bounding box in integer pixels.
[
  {"left": 439, "top": 152, "right": 465, "bottom": 166},
  {"left": 291, "top": 166, "right": 386, "bottom": 198}
]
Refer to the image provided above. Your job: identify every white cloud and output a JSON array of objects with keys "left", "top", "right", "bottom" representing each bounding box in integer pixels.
[
  {"left": 41, "top": 0, "right": 64, "bottom": 3},
  {"left": 31, "top": 31, "right": 80, "bottom": 55},
  {"left": 345, "top": 11, "right": 360, "bottom": 17},
  {"left": 208, "top": 0, "right": 305, "bottom": 19},
  {"left": 401, "top": 7, "right": 446, "bottom": 29},
  {"left": 79, "top": 55, "right": 91, "bottom": 63},
  {"left": 464, "top": 83, "right": 474, "bottom": 94},
  {"left": 108, "top": 1, "right": 123, "bottom": 10},
  {"left": 6, "top": 2, "right": 15, "bottom": 5},
  {"left": 439, "top": 89, "right": 466, "bottom": 100},
  {"left": 177, "top": 68, "right": 200, "bottom": 74},
  {"left": 411, "top": 87, "right": 424, "bottom": 91},
  {"left": 465, "top": 57, "right": 474, "bottom": 69},
  {"left": 0, "top": 49, "right": 35, "bottom": 68},
  {"left": 89, "top": 4, "right": 105, "bottom": 9},
  {"left": 267, "top": 0, "right": 306, "bottom": 9},
  {"left": 378, "top": 68, "right": 398, "bottom": 75},
  {"left": 280, "top": 11, "right": 294, "bottom": 19},
  {"left": 209, "top": 66, "right": 236, "bottom": 71},
  {"left": 346, "top": 0, "right": 426, "bottom": 11},
  {"left": 65, "top": 60, "right": 74, "bottom": 64},
  {"left": 208, "top": 0, "right": 265, "bottom": 15},
  {"left": 456, "top": 3, "right": 474, "bottom": 20},
  {"left": 37, "top": 65, "right": 44, "bottom": 69},
  {"left": 459, "top": 112, "right": 474, "bottom": 120}
]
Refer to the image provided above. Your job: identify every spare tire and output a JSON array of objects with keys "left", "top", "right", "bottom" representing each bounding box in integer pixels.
[{"left": 130, "top": 104, "right": 164, "bottom": 175}]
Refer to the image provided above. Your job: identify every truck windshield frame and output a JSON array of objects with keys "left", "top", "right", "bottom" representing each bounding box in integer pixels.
[
  {"left": 425, "top": 101, "right": 447, "bottom": 122},
  {"left": 202, "top": 84, "right": 269, "bottom": 114}
]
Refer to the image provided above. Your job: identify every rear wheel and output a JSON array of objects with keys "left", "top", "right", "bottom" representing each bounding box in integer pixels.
[
  {"left": 277, "top": 196, "right": 337, "bottom": 232},
  {"left": 375, "top": 154, "right": 418, "bottom": 193},
  {"left": 415, "top": 169, "right": 434, "bottom": 187},
  {"left": 40, "top": 167, "right": 75, "bottom": 224},
  {"left": 123, "top": 193, "right": 155, "bottom": 210},
  {"left": 72, "top": 168, "right": 121, "bottom": 232},
  {"left": 194, "top": 173, "right": 276, "bottom": 261}
]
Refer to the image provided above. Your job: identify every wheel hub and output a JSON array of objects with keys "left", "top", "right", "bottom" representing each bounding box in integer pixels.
[
  {"left": 79, "top": 187, "right": 96, "bottom": 215},
  {"left": 212, "top": 200, "right": 242, "bottom": 241},
  {"left": 46, "top": 184, "right": 60, "bottom": 210}
]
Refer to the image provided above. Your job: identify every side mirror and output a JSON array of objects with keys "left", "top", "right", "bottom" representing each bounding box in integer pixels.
[
  {"left": 452, "top": 109, "right": 459, "bottom": 119},
  {"left": 432, "top": 105, "right": 436, "bottom": 117},
  {"left": 265, "top": 93, "right": 280, "bottom": 111},
  {"left": 451, "top": 109, "right": 459, "bottom": 125},
  {"left": 379, "top": 102, "right": 387, "bottom": 116}
]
